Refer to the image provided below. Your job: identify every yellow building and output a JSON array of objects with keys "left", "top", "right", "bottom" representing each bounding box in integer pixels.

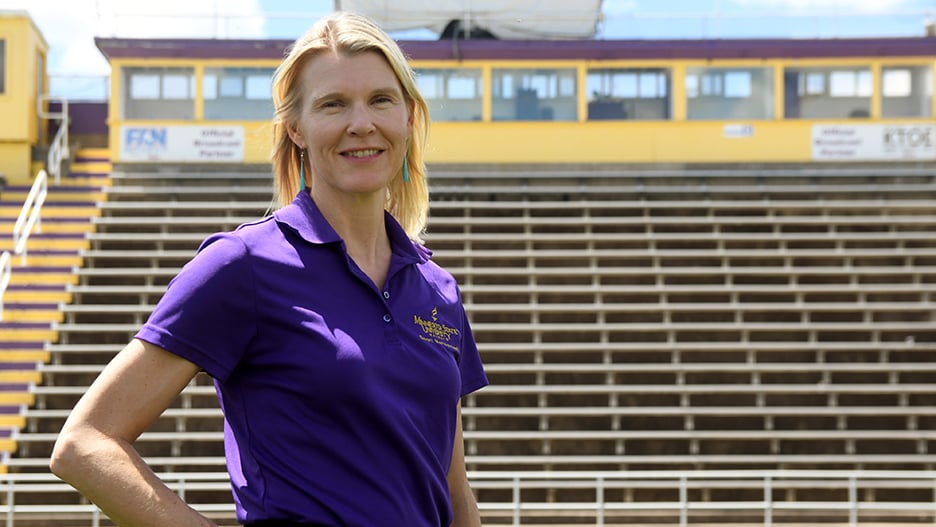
[{"left": 0, "top": 10, "right": 48, "bottom": 183}]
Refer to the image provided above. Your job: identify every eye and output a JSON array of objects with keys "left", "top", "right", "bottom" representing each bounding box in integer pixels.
[{"left": 373, "top": 94, "right": 396, "bottom": 106}]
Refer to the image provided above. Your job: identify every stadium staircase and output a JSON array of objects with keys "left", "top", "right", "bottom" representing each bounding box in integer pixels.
[
  {"left": 0, "top": 148, "right": 109, "bottom": 473},
  {"left": 3, "top": 162, "right": 936, "bottom": 525}
]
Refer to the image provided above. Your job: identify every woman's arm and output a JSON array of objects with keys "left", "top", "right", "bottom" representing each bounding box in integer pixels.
[
  {"left": 448, "top": 402, "right": 482, "bottom": 527},
  {"left": 50, "top": 338, "right": 217, "bottom": 527}
]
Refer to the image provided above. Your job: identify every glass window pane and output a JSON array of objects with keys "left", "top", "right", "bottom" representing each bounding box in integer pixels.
[
  {"left": 245, "top": 75, "right": 270, "bottom": 100},
  {"left": 686, "top": 67, "right": 773, "bottom": 120},
  {"left": 806, "top": 73, "right": 825, "bottom": 95},
  {"left": 204, "top": 75, "right": 218, "bottom": 100},
  {"left": 414, "top": 68, "right": 483, "bottom": 121},
  {"left": 416, "top": 72, "right": 439, "bottom": 99},
  {"left": 830, "top": 71, "right": 856, "bottom": 96},
  {"left": 784, "top": 67, "right": 871, "bottom": 119},
  {"left": 685, "top": 74, "right": 699, "bottom": 98},
  {"left": 883, "top": 69, "right": 912, "bottom": 97},
  {"left": 614, "top": 73, "right": 637, "bottom": 98},
  {"left": 587, "top": 68, "right": 671, "bottom": 120},
  {"left": 131, "top": 74, "right": 160, "bottom": 99},
  {"left": 123, "top": 67, "right": 194, "bottom": 119},
  {"left": 162, "top": 74, "right": 191, "bottom": 100},
  {"left": 492, "top": 68, "right": 577, "bottom": 121},
  {"left": 724, "top": 71, "right": 752, "bottom": 98},
  {"left": 882, "top": 65, "right": 932, "bottom": 118},
  {"left": 203, "top": 67, "right": 274, "bottom": 120},
  {"left": 639, "top": 72, "right": 659, "bottom": 98},
  {"left": 219, "top": 77, "right": 243, "bottom": 98},
  {"left": 447, "top": 75, "right": 477, "bottom": 99}
]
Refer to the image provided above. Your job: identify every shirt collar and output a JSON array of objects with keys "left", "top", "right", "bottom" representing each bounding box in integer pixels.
[{"left": 273, "top": 190, "right": 429, "bottom": 265}]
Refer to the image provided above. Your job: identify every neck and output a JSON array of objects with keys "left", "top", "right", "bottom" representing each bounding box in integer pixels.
[{"left": 309, "top": 188, "right": 392, "bottom": 286}]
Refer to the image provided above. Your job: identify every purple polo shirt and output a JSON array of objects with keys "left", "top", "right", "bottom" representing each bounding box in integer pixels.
[{"left": 135, "top": 191, "right": 488, "bottom": 526}]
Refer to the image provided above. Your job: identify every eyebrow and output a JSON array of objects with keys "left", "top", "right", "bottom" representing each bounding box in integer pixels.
[{"left": 312, "top": 86, "right": 403, "bottom": 103}]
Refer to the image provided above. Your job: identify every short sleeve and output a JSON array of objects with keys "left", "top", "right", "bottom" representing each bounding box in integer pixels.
[
  {"left": 457, "top": 305, "right": 488, "bottom": 397},
  {"left": 135, "top": 232, "right": 257, "bottom": 382}
]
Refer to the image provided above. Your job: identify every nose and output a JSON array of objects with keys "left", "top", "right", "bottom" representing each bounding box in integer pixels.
[{"left": 347, "top": 103, "right": 376, "bottom": 136}]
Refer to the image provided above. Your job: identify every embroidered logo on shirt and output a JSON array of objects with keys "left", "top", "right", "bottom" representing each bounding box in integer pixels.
[{"left": 413, "top": 308, "right": 460, "bottom": 352}]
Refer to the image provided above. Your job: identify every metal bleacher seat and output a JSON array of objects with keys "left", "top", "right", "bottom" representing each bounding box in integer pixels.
[{"left": 10, "top": 163, "right": 936, "bottom": 524}]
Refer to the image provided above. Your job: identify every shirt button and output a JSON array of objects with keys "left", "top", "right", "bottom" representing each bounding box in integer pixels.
[
  {"left": 383, "top": 291, "right": 390, "bottom": 299},
  {"left": 383, "top": 314, "right": 392, "bottom": 323}
]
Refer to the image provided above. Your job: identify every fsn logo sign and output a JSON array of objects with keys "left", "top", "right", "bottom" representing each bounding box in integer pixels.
[{"left": 124, "top": 127, "right": 168, "bottom": 158}]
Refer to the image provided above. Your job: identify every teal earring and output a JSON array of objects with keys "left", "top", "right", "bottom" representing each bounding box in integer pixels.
[
  {"left": 299, "top": 149, "right": 306, "bottom": 190},
  {"left": 403, "top": 156, "right": 410, "bottom": 183}
]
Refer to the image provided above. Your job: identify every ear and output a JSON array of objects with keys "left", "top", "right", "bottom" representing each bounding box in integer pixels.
[
  {"left": 406, "top": 100, "right": 416, "bottom": 131},
  {"left": 286, "top": 123, "right": 304, "bottom": 149}
]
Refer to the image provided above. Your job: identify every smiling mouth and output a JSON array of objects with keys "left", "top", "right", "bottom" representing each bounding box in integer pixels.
[{"left": 342, "top": 149, "right": 382, "bottom": 159}]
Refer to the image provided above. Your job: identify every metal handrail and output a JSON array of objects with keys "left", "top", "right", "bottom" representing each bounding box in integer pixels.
[
  {"left": 13, "top": 170, "right": 48, "bottom": 266},
  {"left": 0, "top": 251, "right": 10, "bottom": 322},
  {"left": 38, "top": 95, "right": 69, "bottom": 185}
]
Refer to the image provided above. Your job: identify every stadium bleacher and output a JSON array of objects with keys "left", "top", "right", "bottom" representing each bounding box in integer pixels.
[{"left": 1, "top": 160, "right": 935, "bottom": 525}]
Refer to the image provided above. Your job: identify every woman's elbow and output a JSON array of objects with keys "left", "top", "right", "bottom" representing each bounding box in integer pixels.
[{"left": 50, "top": 428, "right": 88, "bottom": 482}]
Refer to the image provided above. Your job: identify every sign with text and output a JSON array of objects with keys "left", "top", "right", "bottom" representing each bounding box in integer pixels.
[
  {"left": 812, "top": 124, "right": 936, "bottom": 161},
  {"left": 120, "top": 125, "right": 245, "bottom": 162}
]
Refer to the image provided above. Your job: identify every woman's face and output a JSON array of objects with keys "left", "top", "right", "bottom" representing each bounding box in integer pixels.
[{"left": 289, "top": 50, "right": 411, "bottom": 199}]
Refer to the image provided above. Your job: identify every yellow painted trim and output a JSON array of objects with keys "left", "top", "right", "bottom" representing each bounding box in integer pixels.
[
  {"left": 194, "top": 64, "right": 205, "bottom": 121},
  {"left": 870, "top": 61, "right": 882, "bottom": 119},
  {"left": 576, "top": 63, "right": 588, "bottom": 123},
  {"left": 481, "top": 66, "right": 492, "bottom": 122},
  {"left": 773, "top": 63, "right": 785, "bottom": 120},
  {"left": 671, "top": 63, "right": 686, "bottom": 121}
]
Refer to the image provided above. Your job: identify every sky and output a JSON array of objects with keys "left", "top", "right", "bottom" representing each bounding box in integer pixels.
[{"left": 5, "top": 0, "right": 935, "bottom": 99}]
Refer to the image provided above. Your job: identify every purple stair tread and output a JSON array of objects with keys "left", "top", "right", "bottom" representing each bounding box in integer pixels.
[
  {"left": 0, "top": 362, "right": 37, "bottom": 370},
  {"left": 0, "top": 383, "right": 29, "bottom": 391},
  {"left": 0, "top": 341, "right": 44, "bottom": 349},
  {"left": 0, "top": 322, "right": 52, "bottom": 329},
  {"left": 7, "top": 284, "right": 67, "bottom": 291},
  {"left": 65, "top": 172, "right": 110, "bottom": 179},
  {"left": 0, "top": 406, "right": 21, "bottom": 414},
  {"left": 3, "top": 266, "right": 73, "bottom": 273},
  {"left": 5, "top": 303, "right": 59, "bottom": 310}
]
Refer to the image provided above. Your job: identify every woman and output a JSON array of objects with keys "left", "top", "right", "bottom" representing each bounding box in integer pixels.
[{"left": 50, "top": 12, "right": 488, "bottom": 527}]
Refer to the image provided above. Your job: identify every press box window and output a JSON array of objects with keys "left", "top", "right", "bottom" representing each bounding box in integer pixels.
[
  {"left": 414, "top": 68, "right": 483, "bottom": 121},
  {"left": 492, "top": 68, "right": 577, "bottom": 121},
  {"left": 586, "top": 68, "right": 671, "bottom": 120},
  {"left": 204, "top": 67, "right": 275, "bottom": 121},
  {"left": 784, "top": 67, "right": 872, "bottom": 119},
  {"left": 686, "top": 67, "right": 774, "bottom": 120},
  {"left": 123, "top": 67, "right": 195, "bottom": 120},
  {"left": 881, "top": 66, "right": 932, "bottom": 118}
]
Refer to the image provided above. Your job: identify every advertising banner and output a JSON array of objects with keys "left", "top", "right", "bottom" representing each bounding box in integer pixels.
[{"left": 120, "top": 125, "right": 245, "bottom": 162}]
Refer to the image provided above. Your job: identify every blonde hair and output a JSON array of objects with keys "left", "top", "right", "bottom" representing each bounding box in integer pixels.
[{"left": 270, "top": 12, "right": 430, "bottom": 240}]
